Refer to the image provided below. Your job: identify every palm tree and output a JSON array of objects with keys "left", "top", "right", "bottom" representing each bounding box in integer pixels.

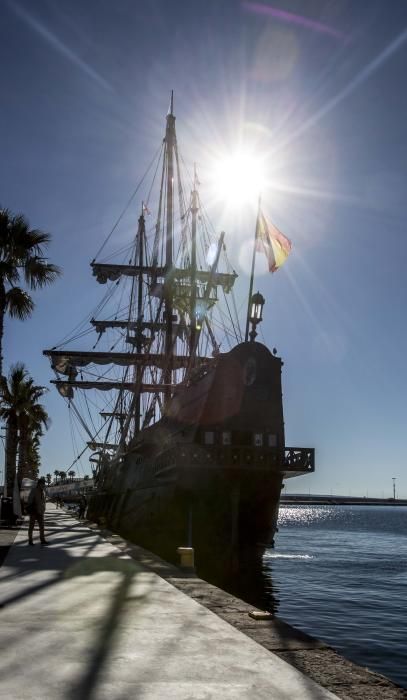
[
  {"left": 0, "top": 208, "right": 61, "bottom": 377},
  {"left": 0, "top": 364, "right": 51, "bottom": 492},
  {"left": 0, "top": 364, "right": 28, "bottom": 495},
  {"left": 54, "top": 469, "right": 60, "bottom": 484},
  {"left": 68, "top": 470, "right": 75, "bottom": 481},
  {"left": 17, "top": 379, "right": 49, "bottom": 482},
  {"left": 46, "top": 473, "right": 52, "bottom": 486},
  {"left": 59, "top": 470, "right": 67, "bottom": 483}
]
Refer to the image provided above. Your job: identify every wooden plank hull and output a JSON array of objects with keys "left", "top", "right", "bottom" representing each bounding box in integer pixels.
[
  {"left": 88, "top": 464, "right": 283, "bottom": 582},
  {"left": 88, "top": 342, "right": 311, "bottom": 583}
]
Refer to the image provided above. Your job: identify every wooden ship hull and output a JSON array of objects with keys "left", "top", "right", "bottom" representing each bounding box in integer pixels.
[{"left": 88, "top": 342, "right": 314, "bottom": 580}]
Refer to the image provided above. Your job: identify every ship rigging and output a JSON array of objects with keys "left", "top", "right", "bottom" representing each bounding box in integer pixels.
[{"left": 45, "top": 93, "right": 240, "bottom": 464}]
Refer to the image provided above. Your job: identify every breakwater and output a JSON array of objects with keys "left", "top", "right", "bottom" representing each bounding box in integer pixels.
[{"left": 281, "top": 494, "right": 407, "bottom": 506}]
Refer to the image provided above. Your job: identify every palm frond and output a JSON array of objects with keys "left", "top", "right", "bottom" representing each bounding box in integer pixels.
[
  {"left": 9, "top": 362, "right": 28, "bottom": 388},
  {"left": 0, "top": 374, "right": 11, "bottom": 403},
  {"left": 23, "top": 229, "right": 52, "bottom": 255},
  {"left": 29, "top": 403, "right": 50, "bottom": 431},
  {"left": 24, "top": 257, "right": 61, "bottom": 289},
  {"left": 0, "top": 208, "right": 13, "bottom": 239},
  {"left": 5, "top": 287, "right": 35, "bottom": 319},
  {"left": 0, "top": 362, "right": 29, "bottom": 411},
  {"left": 0, "top": 261, "right": 19, "bottom": 284}
]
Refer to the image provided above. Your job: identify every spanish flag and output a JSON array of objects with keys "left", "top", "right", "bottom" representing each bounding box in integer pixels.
[{"left": 255, "top": 211, "right": 292, "bottom": 273}]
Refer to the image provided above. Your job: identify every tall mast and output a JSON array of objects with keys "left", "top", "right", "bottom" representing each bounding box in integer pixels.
[
  {"left": 189, "top": 164, "right": 198, "bottom": 356},
  {"left": 134, "top": 210, "right": 145, "bottom": 433},
  {"left": 164, "top": 91, "right": 175, "bottom": 407}
]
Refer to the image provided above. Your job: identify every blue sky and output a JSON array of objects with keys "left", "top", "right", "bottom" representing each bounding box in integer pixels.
[{"left": 1, "top": 0, "right": 406, "bottom": 497}]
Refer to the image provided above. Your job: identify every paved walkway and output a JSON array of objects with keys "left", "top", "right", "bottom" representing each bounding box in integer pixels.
[{"left": 0, "top": 504, "right": 339, "bottom": 700}]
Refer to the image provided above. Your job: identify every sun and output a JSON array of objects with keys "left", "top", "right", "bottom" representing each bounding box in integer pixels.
[{"left": 208, "top": 148, "right": 266, "bottom": 209}]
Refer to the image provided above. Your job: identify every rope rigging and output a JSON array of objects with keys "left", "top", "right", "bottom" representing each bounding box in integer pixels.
[
  {"left": 92, "top": 142, "right": 164, "bottom": 263},
  {"left": 47, "top": 107, "right": 243, "bottom": 476}
]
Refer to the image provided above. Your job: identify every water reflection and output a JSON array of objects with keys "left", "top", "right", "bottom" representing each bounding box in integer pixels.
[
  {"left": 278, "top": 505, "right": 338, "bottom": 526},
  {"left": 208, "top": 552, "right": 281, "bottom": 615},
  {"left": 278, "top": 504, "right": 407, "bottom": 536}
]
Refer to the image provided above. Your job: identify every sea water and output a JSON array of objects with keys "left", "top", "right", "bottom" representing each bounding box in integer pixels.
[{"left": 262, "top": 505, "right": 407, "bottom": 688}]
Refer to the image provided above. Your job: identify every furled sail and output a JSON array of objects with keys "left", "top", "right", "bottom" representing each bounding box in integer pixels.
[{"left": 44, "top": 350, "right": 212, "bottom": 375}]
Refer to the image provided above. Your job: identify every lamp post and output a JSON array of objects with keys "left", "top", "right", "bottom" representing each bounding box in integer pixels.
[
  {"left": 248, "top": 291, "right": 265, "bottom": 342},
  {"left": 392, "top": 477, "right": 396, "bottom": 500}
]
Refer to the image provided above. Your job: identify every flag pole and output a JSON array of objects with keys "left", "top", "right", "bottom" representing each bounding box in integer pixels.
[{"left": 245, "top": 196, "right": 261, "bottom": 342}]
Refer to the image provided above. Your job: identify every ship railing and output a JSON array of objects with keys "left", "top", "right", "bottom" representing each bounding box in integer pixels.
[
  {"left": 174, "top": 445, "right": 289, "bottom": 472},
  {"left": 156, "top": 444, "right": 314, "bottom": 476},
  {"left": 283, "top": 447, "right": 315, "bottom": 478}
]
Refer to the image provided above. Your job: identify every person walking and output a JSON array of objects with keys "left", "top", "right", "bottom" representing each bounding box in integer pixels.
[
  {"left": 78, "top": 494, "right": 87, "bottom": 519},
  {"left": 27, "top": 477, "right": 48, "bottom": 545}
]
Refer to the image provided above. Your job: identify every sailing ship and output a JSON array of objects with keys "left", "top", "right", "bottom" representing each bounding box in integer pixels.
[{"left": 44, "top": 95, "right": 314, "bottom": 582}]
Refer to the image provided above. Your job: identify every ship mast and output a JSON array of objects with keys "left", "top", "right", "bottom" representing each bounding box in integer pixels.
[
  {"left": 189, "top": 164, "right": 198, "bottom": 356},
  {"left": 134, "top": 210, "right": 145, "bottom": 433},
  {"left": 164, "top": 91, "right": 175, "bottom": 407}
]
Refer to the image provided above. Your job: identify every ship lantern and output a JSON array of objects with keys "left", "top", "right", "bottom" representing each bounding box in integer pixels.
[{"left": 249, "top": 291, "right": 265, "bottom": 342}]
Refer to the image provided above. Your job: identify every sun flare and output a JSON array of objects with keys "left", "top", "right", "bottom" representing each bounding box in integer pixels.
[{"left": 209, "top": 149, "right": 266, "bottom": 208}]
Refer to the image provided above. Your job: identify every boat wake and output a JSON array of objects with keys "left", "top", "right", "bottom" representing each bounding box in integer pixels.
[{"left": 264, "top": 552, "right": 313, "bottom": 560}]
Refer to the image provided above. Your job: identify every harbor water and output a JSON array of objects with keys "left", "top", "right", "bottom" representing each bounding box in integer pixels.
[{"left": 262, "top": 505, "right": 407, "bottom": 689}]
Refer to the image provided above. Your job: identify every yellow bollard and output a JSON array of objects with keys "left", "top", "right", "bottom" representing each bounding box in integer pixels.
[{"left": 177, "top": 546, "right": 195, "bottom": 570}]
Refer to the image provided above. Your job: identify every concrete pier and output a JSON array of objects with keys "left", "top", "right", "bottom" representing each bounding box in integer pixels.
[{"left": 0, "top": 505, "right": 404, "bottom": 699}]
